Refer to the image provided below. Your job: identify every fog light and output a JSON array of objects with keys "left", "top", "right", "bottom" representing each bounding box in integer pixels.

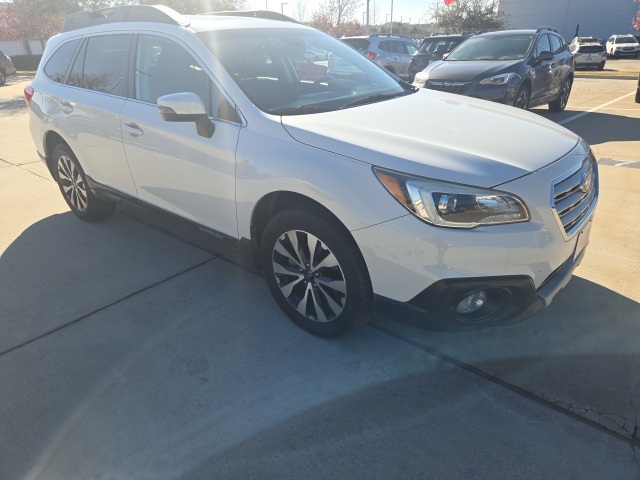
[{"left": 456, "top": 291, "right": 487, "bottom": 314}]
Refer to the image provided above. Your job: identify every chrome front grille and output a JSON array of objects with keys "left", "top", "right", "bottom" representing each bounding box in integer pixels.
[
  {"left": 552, "top": 152, "right": 598, "bottom": 236},
  {"left": 426, "top": 81, "right": 470, "bottom": 95}
]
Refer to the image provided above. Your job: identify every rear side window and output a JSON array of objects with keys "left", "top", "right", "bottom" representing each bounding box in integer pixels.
[
  {"left": 81, "top": 35, "right": 131, "bottom": 96},
  {"left": 44, "top": 39, "right": 80, "bottom": 83},
  {"left": 378, "top": 40, "right": 391, "bottom": 52}
]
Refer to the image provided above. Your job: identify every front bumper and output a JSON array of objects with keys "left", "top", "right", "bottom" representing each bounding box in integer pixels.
[
  {"left": 353, "top": 142, "right": 596, "bottom": 326},
  {"left": 402, "top": 237, "right": 587, "bottom": 325}
]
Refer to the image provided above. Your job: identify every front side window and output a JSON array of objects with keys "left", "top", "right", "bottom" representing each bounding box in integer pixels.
[
  {"left": 549, "top": 35, "right": 562, "bottom": 54},
  {"left": 534, "top": 34, "right": 552, "bottom": 57},
  {"left": 44, "top": 39, "right": 80, "bottom": 84},
  {"left": 82, "top": 35, "right": 131, "bottom": 96},
  {"left": 134, "top": 35, "right": 237, "bottom": 122}
]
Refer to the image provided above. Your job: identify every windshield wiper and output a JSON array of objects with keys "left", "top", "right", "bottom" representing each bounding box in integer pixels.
[
  {"left": 268, "top": 105, "right": 333, "bottom": 115},
  {"left": 339, "top": 90, "right": 415, "bottom": 110}
]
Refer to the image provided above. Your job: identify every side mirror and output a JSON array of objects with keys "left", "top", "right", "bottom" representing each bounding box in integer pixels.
[
  {"left": 157, "top": 92, "right": 215, "bottom": 138},
  {"left": 538, "top": 50, "right": 555, "bottom": 62}
]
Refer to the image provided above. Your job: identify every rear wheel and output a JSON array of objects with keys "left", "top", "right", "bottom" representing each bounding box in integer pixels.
[
  {"left": 549, "top": 77, "right": 572, "bottom": 112},
  {"left": 260, "top": 206, "right": 372, "bottom": 337},
  {"left": 53, "top": 143, "right": 117, "bottom": 221}
]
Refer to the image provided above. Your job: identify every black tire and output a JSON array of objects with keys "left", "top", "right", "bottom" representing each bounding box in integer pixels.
[
  {"left": 260, "top": 205, "right": 372, "bottom": 338},
  {"left": 0, "top": 71, "right": 6, "bottom": 86},
  {"left": 53, "top": 143, "right": 117, "bottom": 221},
  {"left": 513, "top": 84, "right": 530, "bottom": 109},
  {"left": 549, "top": 77, "right": 572, "bottom": 112}
]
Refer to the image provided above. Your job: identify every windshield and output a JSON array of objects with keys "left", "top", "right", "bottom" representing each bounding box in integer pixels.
[
  {"left": 615, "top": 37, "right": 638, "bottom": 44},
  {"left": 446, "top": 34, "right": 534, "bottom": 61},
  {"left": 196, "top": 28, "right": 407, "bottom": 115},
  {"left": 418, "top": 38, "right": 464, "bottom": 55}
]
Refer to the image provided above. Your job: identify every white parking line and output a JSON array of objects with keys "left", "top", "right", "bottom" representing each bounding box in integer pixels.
[
  {"left": 558, "top": 92, "right": 636, "bottom": 125},
  {"left": 613, "top": 161, "right": 635, "bottom": 167}
]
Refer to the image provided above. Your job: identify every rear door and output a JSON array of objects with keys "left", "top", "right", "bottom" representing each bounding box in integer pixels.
[
  {"left": 120, "top": 33, "right": 241, "bottom": 237},
  {"left": 52, "top": 33, "right": 138, "bottom": 196}
]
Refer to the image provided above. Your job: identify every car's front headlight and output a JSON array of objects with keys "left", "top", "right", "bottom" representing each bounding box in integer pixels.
[
  {"left": 479, "top": 73, "right": 519, "bottom": 86},
  {"left": 413, "top": 70, "right": 429, "bottom": 86},
  {"left": 374, "top": 168, "right": 530, "bottom": 228}
]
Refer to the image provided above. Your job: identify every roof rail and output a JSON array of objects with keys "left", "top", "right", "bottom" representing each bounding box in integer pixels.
[
  {"left": 61, "top": 5, "right": 189, "bottom": 33},
  {"left": 536, "top": 26, "right": 559, "bottom": 34},
  {"left": 202, "top": 10, "right": 298, "bottom": 23}
]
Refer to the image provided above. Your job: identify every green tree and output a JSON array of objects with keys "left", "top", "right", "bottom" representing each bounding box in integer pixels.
[{"left": 429, "top": 0, "right": 508, "bottom": 34}]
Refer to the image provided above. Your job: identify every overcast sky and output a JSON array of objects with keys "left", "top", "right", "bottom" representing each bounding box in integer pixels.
[{"left": 248, "top": 0, "right": 444, "bottom": 24}]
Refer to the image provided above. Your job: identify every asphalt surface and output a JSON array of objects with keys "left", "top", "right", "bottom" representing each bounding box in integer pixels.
[{"left": 1, "top": 72, "right": 640, "bottom": 479}]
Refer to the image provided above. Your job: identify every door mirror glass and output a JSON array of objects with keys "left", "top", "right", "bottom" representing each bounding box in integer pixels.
[{"left": 538, "top": 50, "right": 554, "bottom": 62}]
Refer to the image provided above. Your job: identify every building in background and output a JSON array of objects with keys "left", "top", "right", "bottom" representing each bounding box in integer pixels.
[{"left": 499, "top": 0, "right": 638, "bottom": 42}]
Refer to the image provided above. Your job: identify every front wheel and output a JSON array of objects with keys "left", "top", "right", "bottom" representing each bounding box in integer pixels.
[
  {"left": 549, "top": 77, "right": 572, "bottom": 112},
  {"left": 513, "top": 85, "right": 530, "bottom": 109},
  {"left": 260, "top": 206, "right": 372, "bottom": 337},
  {"left": 53, "top": 143, "right": 117, "bottom": 221}
]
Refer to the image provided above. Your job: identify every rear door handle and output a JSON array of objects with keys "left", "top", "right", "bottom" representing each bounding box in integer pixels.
[
  {"left": 58, "top": 101, "right": 73, "bottom": 113},
  {"left": 123, "top": 122, "right": 143, "bottom": 137}
]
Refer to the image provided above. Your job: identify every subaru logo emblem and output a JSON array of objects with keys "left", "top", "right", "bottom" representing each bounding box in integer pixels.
[
  {"left": 443, "top": 81, "right": 452, "bottom": 88},
  {"left": 580, "top": 169, "right": 593, "bottom": 193}
]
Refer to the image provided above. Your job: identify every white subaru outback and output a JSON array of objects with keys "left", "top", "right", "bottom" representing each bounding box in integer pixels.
[{"left": 25, "top": 6, "right": 598, "bottom": 337}]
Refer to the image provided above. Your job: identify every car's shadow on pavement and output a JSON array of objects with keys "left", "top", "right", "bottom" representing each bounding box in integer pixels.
[
  {"left": 372, "top": 275, "right": 640, "bottom": 444},
  {"left": 1, "top": 211, "right": 640, "bottom": 478},
  {"left": 533, "top": 109, "right": 640, "bottom": 146}
]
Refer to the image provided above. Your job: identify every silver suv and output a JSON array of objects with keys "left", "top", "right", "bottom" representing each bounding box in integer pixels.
[
  {"left": 340, "top": 34, "right": 417, "bottom": 79},
  {"left": 0, "top": 49, "right": 17, "bottom": 86},
  {"left": 25, "top": 6, "right": 597, "bottom": 337}
]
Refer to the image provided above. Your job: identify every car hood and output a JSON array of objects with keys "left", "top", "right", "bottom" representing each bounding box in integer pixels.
[
  {"left": 280, "top": 89, "right": 579, "bottom": 188},
  {"left": 424, "top": 60, "right": 521, "bottom": 82}
]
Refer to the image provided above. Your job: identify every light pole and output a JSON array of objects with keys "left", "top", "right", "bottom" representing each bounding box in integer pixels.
[
  {"left": 390, "top": 0, "right": 393, "bottom": 35},
  {"left": 281, "top": 2, "right": 287, "bottom": 14},
  {"left": 385, "top": 14, "right": 390, "bottom": 34}
]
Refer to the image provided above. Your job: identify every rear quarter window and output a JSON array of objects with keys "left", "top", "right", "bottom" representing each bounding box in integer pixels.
[{"left": 43, "top": 39, "right": 80, "bottom": 84}]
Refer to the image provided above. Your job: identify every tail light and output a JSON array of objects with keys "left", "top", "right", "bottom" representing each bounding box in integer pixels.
[
  {"left": 365, "top": 51, "right": 377, "bottom": 60},
  {"left": 24, "top": 85, "right": 34, "bottom": 108}
]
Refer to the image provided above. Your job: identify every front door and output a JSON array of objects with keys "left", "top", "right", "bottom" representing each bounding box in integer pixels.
[{"left": 120, "top": 34, "right": 241, "bottom": 238}]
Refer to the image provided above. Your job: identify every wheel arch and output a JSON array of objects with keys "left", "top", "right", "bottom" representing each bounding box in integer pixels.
[
  {"left": 43, "top": 130, "right": 70, "bottom": 178},
  {"left": 249, "top": 191, "right": 367, "bottom": 275}
]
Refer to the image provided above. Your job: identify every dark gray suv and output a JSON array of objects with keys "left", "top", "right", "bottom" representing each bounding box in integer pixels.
[
  {"left": 412, "top": 27, "right": 574, "bottom": 112},
  {"left": 0, "top": 49, "right": 17, "bottom": 85}
]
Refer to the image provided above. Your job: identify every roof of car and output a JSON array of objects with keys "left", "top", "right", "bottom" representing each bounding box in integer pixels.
[{"left": 61, "top": 6, "right": 307, "bottom": 33}]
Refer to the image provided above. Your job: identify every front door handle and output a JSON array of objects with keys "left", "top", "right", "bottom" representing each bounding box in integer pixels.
[{"left": 123, "top": 122, "right": 143, "bottom": 137}]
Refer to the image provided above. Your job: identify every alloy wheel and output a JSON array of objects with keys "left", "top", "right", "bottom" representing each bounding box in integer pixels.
[
  {"left": 560, "top": 80, "right": 572, "bottom": 109},
  {"left": 271, "top": 230, "right": 347, "bottom": 323},
  {"left": 57, "top": 155, "right": 88, "bottom": 212}
]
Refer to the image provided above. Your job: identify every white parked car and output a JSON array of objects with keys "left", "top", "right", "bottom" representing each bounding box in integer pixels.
[
  {"left": 605, "top": 34, "right": 640, "bottom": 58},
  {"left": 25, "top": 6, "right": 598, "bottom": 337},
  {"left": 569, "top": 42, "right": 607, "bottom": 70}
]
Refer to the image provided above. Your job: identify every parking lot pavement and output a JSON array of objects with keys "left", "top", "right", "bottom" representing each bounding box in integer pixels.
[
  {"left": 534, "top": 76, "right": 640, "bottom": 162},
  {"left": 1, "top": 75, "right": 640, "bottom": 478}
]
